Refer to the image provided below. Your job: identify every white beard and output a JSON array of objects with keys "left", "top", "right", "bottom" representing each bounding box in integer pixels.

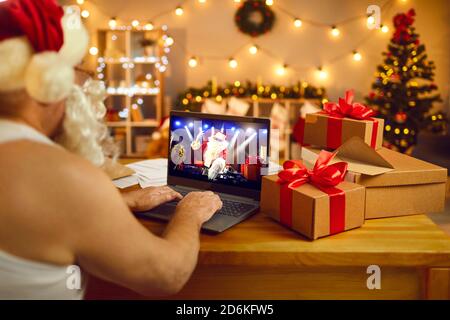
[
  {"left": 204, "top": 138, "right": 228, "bottom": 168},
  {"left": 54, "top": 80, "right": 118, "bottom": 167}
]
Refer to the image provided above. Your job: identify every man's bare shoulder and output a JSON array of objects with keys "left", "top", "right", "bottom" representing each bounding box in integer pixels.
[{"left": 0, "top": 140, "right": 114, "bottom": 202}]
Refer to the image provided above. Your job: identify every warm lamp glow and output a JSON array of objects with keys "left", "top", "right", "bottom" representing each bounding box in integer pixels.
[
  {"left": 165, "top": 36, "right": 174, "bottom": 46},
  {"left": 228, "top": 58, "right": 238, "bottom": 69},
  {"left": 109, "top": 17, "right": 117, "bottom": 29},
  {"left": 381, "top": 24, "right": 389, "bottom": 33},
  {"left": 293, "top": 18, "right": 302, "bottom": 28},
  {"left": 198, "top": 0, "right": 206, "bottom": 3},
  {"left": 265, "top": 0, "right": 274, "bottom": 6},
  {"left": 330, "top": 26, "right": 340, "bottom": 37},
  {"left": 249, "top": 45, "right": 258, "bottom": 55},
  {"left": 276, "top": 64, "right": 287, "bottom": 76},
  {"left": 317, "top": 67, "right": 328, "bottom": 79},
  {"left": 175, "top": 6, "right": 184, "bottom": 16},
  {"left": 89, "top": 46, "right": 99, "bottom": 56},
  {"left": 352, "top": 51, "right": 362, "bottom": 61},
  {"left": 367, "top": 15, "right": 375, "bottom": 27},
  {"left": 76, "top": 0, "right": 85, "bottom": 5},
  {"left": 81, "top": 9, "right": 90, "bottom": 18},
  {"left": 144, "top": 22, "right": 154, "bottom": 30},
  {"left": 131, "top": 20, "right": 139, "bottom": 28},
  {"left": 188, "top": 57, "right": 198, "bottom": 68}
]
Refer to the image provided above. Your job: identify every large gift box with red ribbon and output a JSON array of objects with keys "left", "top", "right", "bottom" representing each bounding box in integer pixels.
[
  {"left": 301, "top": 137, "right": 447, "bottom": 219},
  {"left": 260, "top": 151, "right": 365, "bottom": 239},
  {"left": 303, "top": 90, "right": 384, "bottom": 150}
]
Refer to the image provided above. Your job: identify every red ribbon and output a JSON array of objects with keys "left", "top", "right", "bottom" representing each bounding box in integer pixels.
[
  {"left": 277, "top": 151, "right": 348, "bottom": 235},
  {"left": 322, "top": 89, "right": 379, "bottom": 149}
]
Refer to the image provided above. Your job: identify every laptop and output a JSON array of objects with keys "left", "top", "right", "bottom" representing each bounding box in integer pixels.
[{"left": 137, "top": 111, "right": 271, "bottom": 233}]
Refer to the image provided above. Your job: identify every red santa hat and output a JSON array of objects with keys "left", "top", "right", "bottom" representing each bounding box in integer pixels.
[{"left": 0, "top": 0, "right": 88, "bottom": 103}]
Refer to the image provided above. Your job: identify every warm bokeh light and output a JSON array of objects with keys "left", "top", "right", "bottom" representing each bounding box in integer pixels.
[
  {"left": 265, "top": 0, "right": 274, "bottom": 6},
  {"left": 317, "top": 67, "right": 328, "bottom": 79},
  {"left": 293, "top": 18, "right": 302, "bottom": 28},
  {"left": 352, "top": 51, "right": 362, "bottom": 61},
  {"left": 81, "top": 9, "right": 90, "bottom": 18},
  {"left": 330, "top": 26, "right": 340, "bottom": 37},
  {"left": 165, "top": 36, "right": 174, "bottom": 46},
  {"left": 381, "top": 24, "right": 389, "bottom": 33},
  {"left": 175, "top": 6, "right": 184, "bottom": 16},
  {"left": 131, "top": 20, "right": 139, "bottom": 28},
  {"left": 249, "top": 45, "right": 258, "bottom": 55},
  {"left": 108, "top": 17, "right": 117, "bottom": 29},
  {"left": 144, "top": 22, "right": 154, "bottom": 30},
  {"left": 276, "top": 64, "right": 287, "bottom": 76},
  {"left": 188, "top": 57, "right": 198, "bottom": 68},
  {"left": 228, "top": 58, "right": 238, "bottom": 69},
  {"left": 89, "top": 46, "right": 99, "bottom": 56},
  {"left": 76, "top": 0, "right": 85, "bottom": 5}
]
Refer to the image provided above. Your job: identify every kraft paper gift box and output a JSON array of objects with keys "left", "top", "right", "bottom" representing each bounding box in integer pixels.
[
  {"left": 303, "top": 89, "right": 384, "bottom": 150},
  {"left": 301, "top": 137, "right": 447, "bottom": 219},
  {"left": 260, "top": 153, "right": 365, "bottom": 240}
]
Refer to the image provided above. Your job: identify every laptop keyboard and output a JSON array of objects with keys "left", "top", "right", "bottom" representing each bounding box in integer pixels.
[{"left": 172, "top": 188, "right": 256, "bottom": 218}]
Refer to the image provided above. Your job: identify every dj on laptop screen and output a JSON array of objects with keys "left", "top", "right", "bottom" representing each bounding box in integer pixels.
[{"left": 168, "top": 114, "right": 270, "bottom": 190}]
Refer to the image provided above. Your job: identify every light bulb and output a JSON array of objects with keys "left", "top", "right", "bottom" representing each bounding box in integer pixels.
[
  {"left": 294, "top": 18, "right": 302, "bottom": 28},
  {"left": 381, "top": 24, "right": 389, "bottom": 33},
  {"left": 76, "top": 0, "right": 85, "bottom": 5},
  {"left": 131, "top": 20, "right": 139, "bottom": 28},
  {"left": 89, "top": 46, "right": 99, "bottom": 56},
  {"left": 276, "top": 64, "right": 287, "bottom": 76},
  {"left": 109, "top": 17, "right": 117, "bottom": 29},
  {"left": 81, "top": 9, "right": 90, "bottom": 18},
  {"left": 198, "top": 0, "right": 206, "bottom": 3},
  {"left": 188, "top": 57, "right": 198, "bottom": 68},
  {"left": 175, "top": 6, "right": 184, "bottom": 16},
  {"left": 234, "top": 0, "right": 241, "bottom": 3},
  {"left": 228, "top": 58, "right": 238, "bottom": 69},
  {"left": 330, "top": 26, "right": 340, "bottom": 37},
  {"left": 367, "top": 15, "right": 375, "bottom": 27},
  {"left": 165, "top": 36, "right": 174, "bottom": 46},
  {"left": 317, "top": 67, "right": 327, "bottom": 79},
  {"left": 249, "top": 45, "right": 258, "bottom": 55},
  {"left": 144, "top": 22, "right": 154, "bottom": 30},
  {"left": 265, "top": 0, "right": 274, "bottom": 6},
  {"left": 352, "top": 51, "right": 362, "bottom": 61}
]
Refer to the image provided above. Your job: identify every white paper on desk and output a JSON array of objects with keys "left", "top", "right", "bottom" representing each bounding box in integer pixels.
[{"left": 113, "top": 174, "right": 139, "bottom": 189}]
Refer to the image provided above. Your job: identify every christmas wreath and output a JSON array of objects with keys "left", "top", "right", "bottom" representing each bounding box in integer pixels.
[{"left": 234, "top": 0, "right": 275, "bottom": 37}]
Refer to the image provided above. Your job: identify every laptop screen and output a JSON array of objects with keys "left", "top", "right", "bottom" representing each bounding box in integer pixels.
[{"left": 167, "top": 112, "right": 270, "bottom": 194}]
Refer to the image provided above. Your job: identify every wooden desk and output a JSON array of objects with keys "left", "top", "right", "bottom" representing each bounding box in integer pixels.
[{"left": 86, "top": 211, "right": 450, "bottom": 300}]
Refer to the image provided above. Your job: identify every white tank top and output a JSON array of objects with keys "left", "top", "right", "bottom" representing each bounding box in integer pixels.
[{"left": 0, "top": 120, "right": 85, "bottom": 300}]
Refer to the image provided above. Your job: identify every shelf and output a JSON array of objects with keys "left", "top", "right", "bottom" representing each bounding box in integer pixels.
[
  {"left": 106, "top": 87, "right": 160, "bottom": 96},
  {"left": 100, "top": 56, "right": 159, "bottom": 65},
  {"left": 130, "top": 120, "right": 159, "bottom": 127},
  {"left": 107, "top": 121, "right": 127, "bottom": 127}
]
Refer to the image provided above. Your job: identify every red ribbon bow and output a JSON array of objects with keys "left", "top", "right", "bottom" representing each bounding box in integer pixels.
[
  {"left": 277, "top": 151, "right": 348, "bottom": 235},
  {"left": 323, "top": 89, "right": 375, "bottom": 120},
  {"left": 278, "top": 151, "right": 347, "bottom": 190}
]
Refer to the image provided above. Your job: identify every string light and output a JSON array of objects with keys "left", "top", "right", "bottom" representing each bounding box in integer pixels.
[
  {"left": 317, "top": 67, "right": 328, "bottom": 79},
  {"left": 276, "top": 64, "right": 287, "bottom": 76},
  {"left": 188, "top": 56, "right": 198, "bottom": 68},
  {"left": 76, "top": 0, "right": 85, "bottom": 5},
  {"left": 108, "top": 17, "right": 117, "bottom": 29},
  {"left": 228, "top": 58, "right": 238, "bottom": 69},
  {"left": 381, "top": 24, "right": 389, "bottom": 33},
  {"left": 175, "top": 6, "right": 184, "bottom": 16},
  {"left": 198, "top": 0, "right": 206, "bottom": 3},
  {"left": 249, "top": 44, "right": 258, "bottom": 55},
  {"left": 265, "top": 0, "right": 274, "bottom": 6},
  {"left": 330, "top": 25, "right": 340, "bottom": 37},
  {"left": 367, "top": 15, "right": 375, "bottom": 28},
  {"left": 131, "top": 20, "right": 140, "bottom": 28},
  {"left": 89, "top": 46, "right": 99, "bottom": 56},
  {"left": 293, "top": 18, "right": 302, "bottom": 28},
  {"left": 144, "top": 21, "right": 154, "bottom": 30},
  {"left": 165, "top": 36, "right": 174, "bottom": 46},
  {"left": 352, "top": 50, "right": 362, "bottom": 61},
  {"left": 81, "top": 9, "right": 90, "bottom": 18}
]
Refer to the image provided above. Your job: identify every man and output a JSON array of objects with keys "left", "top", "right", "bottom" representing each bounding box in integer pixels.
[{"left": 0, "top": 0, "right": 222, "bottom": 299}]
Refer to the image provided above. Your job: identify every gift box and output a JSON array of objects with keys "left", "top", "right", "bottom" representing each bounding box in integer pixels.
[
  {"left": 303, "top": 90, "right": 384, "bottom": 150},
  {"left": 260, "top": 151, "right": 365, "bottom": 240},
  {"left": 301, "top": 137, "right": 447, "bottom": 219},
  {"left": 241, "top": 156, "right": 262, "bottom": 181}
]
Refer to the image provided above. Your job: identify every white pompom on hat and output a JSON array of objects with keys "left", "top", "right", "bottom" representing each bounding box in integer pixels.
[{"left": 0, "top": 0, "right": 88, "bottom": 103}]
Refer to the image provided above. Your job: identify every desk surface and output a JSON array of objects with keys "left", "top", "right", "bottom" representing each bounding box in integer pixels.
[{"left": 139, "top": 213, "right": 450, "bottom": 268}]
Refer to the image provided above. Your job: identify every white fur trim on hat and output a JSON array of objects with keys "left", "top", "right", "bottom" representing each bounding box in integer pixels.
[
  {"left": 25, "top": 52, "right": 74, "bottom": 103},
  {"left": 58, "top": 6, "right": 89, "bottom": 66},
  {"left": 0, "top": 37, "right": 33, "bottom": 92}
]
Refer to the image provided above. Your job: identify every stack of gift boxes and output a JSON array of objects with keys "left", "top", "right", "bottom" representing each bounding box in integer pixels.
[{"left": 261, "top": 90, "right": 448, "bottom": 240}]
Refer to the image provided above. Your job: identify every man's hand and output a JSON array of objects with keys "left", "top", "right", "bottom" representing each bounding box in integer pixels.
[
  {"left": 175, "top": 191, "right": 223, "bottom": 227},
  {"left": 122, "top": 186, "right": 183, "bottom": 212}
]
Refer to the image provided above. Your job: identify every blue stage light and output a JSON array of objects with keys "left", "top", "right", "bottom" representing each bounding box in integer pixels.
[
  {"left": 175, "top": 121, "right": 181, "bottom": 126},
  {"left": 204, "top": 124, "right": 209, "bottom": 129},
  {"left": 188, "top": 122, "right": 194, "bottom": 128},
  {"left": 262, "top": 129, "right": 268, "bottom": 134}
]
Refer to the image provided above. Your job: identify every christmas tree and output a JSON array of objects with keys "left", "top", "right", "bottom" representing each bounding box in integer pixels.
[{"left": 366, "top": 9, "right": 448, "bottom": 153}]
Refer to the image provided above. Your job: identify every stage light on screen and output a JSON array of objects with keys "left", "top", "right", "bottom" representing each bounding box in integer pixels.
[{"left": 175, "top": 121, "right": 181, "bottom": 126}]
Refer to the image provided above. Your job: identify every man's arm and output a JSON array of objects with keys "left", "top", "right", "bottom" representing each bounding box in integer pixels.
[{"left": 59, "top": 157, "right": 221, "bottom": 296}]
